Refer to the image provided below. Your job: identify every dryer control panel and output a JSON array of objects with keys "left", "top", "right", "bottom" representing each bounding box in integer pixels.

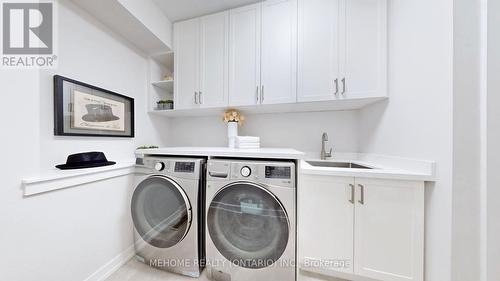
[{"left": 140, "top": 156, "right": 205, "bottom": 180}]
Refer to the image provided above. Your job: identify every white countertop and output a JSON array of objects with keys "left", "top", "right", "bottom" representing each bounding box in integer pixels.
[
  {"left": 135, "top": 147, "right": 306, "bottom": 160},
  {"left": 135, "top": 147, "right": 434, "bottom": 181},
  {"left": 300, "top": 157, "right": 435, "bottom": 181}
]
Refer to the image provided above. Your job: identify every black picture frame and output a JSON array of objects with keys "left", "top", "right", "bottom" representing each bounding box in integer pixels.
[{"left": 54, "top": 75, "right": 135, "bottom": 138}]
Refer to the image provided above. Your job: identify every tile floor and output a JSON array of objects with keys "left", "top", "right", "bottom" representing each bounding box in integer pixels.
[{"left": 106, "top": 259, "right": 209, "bottom": 281}]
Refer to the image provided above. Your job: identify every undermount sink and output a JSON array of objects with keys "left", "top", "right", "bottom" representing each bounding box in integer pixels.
[{"left": 306, "top": 161, "right": 373, "bottom": 169}]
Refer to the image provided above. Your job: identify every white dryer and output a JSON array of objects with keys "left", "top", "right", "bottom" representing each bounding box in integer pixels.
[
  {"left": 205, "top": 159, "right": 296, "bottom": 281},
  {"left": 132, "top": 156, "right": 205, "bottom": 277}
]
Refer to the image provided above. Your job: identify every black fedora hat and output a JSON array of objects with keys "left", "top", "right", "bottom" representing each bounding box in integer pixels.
[
  {"left": 56, "top": 152, "right": 116, "bottom": 170},
  {"left": 82, "top": 104, "right": 120, "bottom": 122}
]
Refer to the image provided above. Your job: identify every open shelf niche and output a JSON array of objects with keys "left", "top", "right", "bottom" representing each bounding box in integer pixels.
[{"left": 148, "top": 52, "right": 174, "bottom": 112}]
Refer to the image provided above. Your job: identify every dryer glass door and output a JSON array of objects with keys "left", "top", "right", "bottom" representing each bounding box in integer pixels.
[
  {"left": 132, "top": 175, "right": 192, "bottom": 248},
  {"left": 207, "top": 182, "right": 290, "bottom": 269}
]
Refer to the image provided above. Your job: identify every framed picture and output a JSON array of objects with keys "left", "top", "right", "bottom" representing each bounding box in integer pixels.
[{"left": 54, "top": 75, "right": 134, "bottom": 137}]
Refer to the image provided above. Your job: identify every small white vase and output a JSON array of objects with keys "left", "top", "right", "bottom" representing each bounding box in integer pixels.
[{"left": 227, "top": 121, "right": 238, "bottom": 148}]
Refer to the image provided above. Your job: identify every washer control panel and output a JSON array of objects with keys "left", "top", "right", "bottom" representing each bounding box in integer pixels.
[{"left": 207, "top": 159, "right": 295, "bottom": 188}]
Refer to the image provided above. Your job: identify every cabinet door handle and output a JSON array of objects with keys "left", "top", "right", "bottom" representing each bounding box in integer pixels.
[
  {"left": 199, "top": 91, "right": 203, "bottom": 104},
  {"left": 261, "top": 85, "right": 264, "bottom": 103},
  {"left": 194, "top": 92, "right": 198, "bottom": 104},
  {"left": 349, "top": 184, "right": 355, "bottom": 204},
  {"left": 358, "top": 184, "right": 365, "bottom": 205},
  {"left": 334, "top": 78, "right": 339, "bottom": 95},
  {"left": 256, "top": 86, "right": 260, "bottom": 102},
  {"left": 341, "top": 78, "right": 346, "bottom": 95}
]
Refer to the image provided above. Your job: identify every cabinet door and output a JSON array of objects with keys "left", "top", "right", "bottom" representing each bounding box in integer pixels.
[
  {"left": 260, "top": 0, "right": 297, "bottom": 105},
  {"left": 340, "top": 0, "right": 387, "bottom": 99},
  {"left": 297, "top": 0, "right": 341, "bottom": 102},
  {"left": 299, "top": 175, "right": 355, "bottom": 276},
  {"left": 228, "top": 3, "right": 261, "bottom": 106},
  {"left": 354, "top": 178, "right": 424, "bottom": 281},
  {"left": 199, "top": 12, "right": 229, "bottom": 108},
  {"left": 174, "top": 18, "right": 200, "bottom": 109}
]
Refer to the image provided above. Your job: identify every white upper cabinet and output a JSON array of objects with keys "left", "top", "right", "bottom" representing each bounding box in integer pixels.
[
  {"left": 174, "top": 18, "right": 199, "bottom": 110},
  {"left": 228, "top": 0, "right": 297, "bottom": 106},
  {"left": 200, "top": 12, "right": 229, "bottom": 107},
  {"left": 174, "top": 12, "right": 229, "bottom": 109},
  {"left": 298, "top": 0, "right": 341, "bottom": 102},
  {"left": 298, "top": 0, "right": 387, "bottom": 102},
  {"left": 260, "top": 0, "right": 297, "bottom": 104},
  {"left": 341, "top": 0, "right": 387, "bottom": 99},
  {"left": 228, "top": 4, "right": 262, "bottom": 106},
  {"left": 171, "top": 0, "right": 387, "bottom": 114}
]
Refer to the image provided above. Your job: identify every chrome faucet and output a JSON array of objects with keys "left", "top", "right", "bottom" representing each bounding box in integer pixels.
[{"left": 321, "top": 132, "right": 333, "bottom": 160}]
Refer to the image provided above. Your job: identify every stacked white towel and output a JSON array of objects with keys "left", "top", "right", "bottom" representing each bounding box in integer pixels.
[{"left": 236, "top": 136, "right": 260, "bottom": 149}]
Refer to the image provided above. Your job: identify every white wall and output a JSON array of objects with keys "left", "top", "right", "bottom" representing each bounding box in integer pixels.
[
  {"left": 357, "top": 1, "right": 454, "bottom": 281},
  {"left": 486, "top": 0, "right": 500, "bottom": 279},
  {"left": 168, "top": 111, "right": 359, "bottom": 155},
  {"left": 0, "top": 71, "right": 42, "bottom": 280},
  {"left": 451, "top": 0, "right": 482, "bottom": 280},
  {"left": 0, "top": 1, "right": 168, "bottom": 280}
]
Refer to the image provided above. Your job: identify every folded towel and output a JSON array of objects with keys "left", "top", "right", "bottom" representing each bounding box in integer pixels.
[
  {"left": 236, "top": 136, "right": 260, "bottom": 143},
  {"left": 238, "top": 141, "right": 260, "bottom": 144},
  {"left": 236, "top": 140, "right": 260, "bottom": 145},
  {"left": 238, "top": 146, "right": 260, "bottom": 149},
  {"left": 237, "top": 143, "right": 261, "bottom": 149},
  {"left": 238, "top": 143, "right": 260, "bottom": 147},
  {"left": 237, "top": 142, "right": 260, "bottom": 147}
]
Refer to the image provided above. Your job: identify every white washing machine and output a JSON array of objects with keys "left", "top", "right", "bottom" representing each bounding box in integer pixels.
[
  {"left": 132, "top": 156, "right": 205, "bottom": 277},
  {"left": 205, "top": 159, "right": 296, "bottom": 281}
]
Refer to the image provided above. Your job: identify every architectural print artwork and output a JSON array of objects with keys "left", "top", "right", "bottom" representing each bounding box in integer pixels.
[{"left": 71, "top": 90, "right": 125, "bottom": 132}]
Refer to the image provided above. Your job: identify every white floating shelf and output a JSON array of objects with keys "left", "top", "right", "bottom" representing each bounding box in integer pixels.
[
  {"left": 148, "top": 97, "right": 387, "bottom": 118},
  {"left": 151, "top": 109, "right": 175, "bottom": 113},
  {"left": 22, "top": 161, "right": 136, "bottom": 196},
  {"left": 152, "top": 80, "right": 174, "bottom": 92}
]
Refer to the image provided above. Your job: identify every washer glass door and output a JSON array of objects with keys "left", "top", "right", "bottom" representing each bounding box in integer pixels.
[
  {"left": 132, "top": 175, "right": 192, "bottom": 248},
  {"left": 207, "top": 182, "right": 290, "bottom": 269}
]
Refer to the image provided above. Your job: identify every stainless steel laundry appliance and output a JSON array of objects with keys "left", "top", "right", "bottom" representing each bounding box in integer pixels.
[
  {"left": 132, "top": 156, "right": 205, "bottom": 277},
  {"left": 205, "top": 158, "right": 296, "bottom": 281}
]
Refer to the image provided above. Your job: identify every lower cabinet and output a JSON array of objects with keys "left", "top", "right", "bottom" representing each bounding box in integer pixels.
[
  {"left": 299, "top": 176, "right": 355, "bottom": 276},
  {"left": 298, "top": 174, "right": 424, "bottom": 281}
]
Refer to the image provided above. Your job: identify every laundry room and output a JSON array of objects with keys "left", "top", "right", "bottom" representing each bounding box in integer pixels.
[{"left": 0, "top": 0, "right": 497, "bottom": 281}]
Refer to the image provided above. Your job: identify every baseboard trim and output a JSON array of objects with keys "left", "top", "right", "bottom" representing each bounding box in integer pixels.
[{"left": 83, "top": 245, "right": 136, "bottom": 281}]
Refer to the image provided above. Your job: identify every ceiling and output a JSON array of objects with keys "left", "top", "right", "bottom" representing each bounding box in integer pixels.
[{"left": 152, "top": 0, "right": 261, "bottom": 22}]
